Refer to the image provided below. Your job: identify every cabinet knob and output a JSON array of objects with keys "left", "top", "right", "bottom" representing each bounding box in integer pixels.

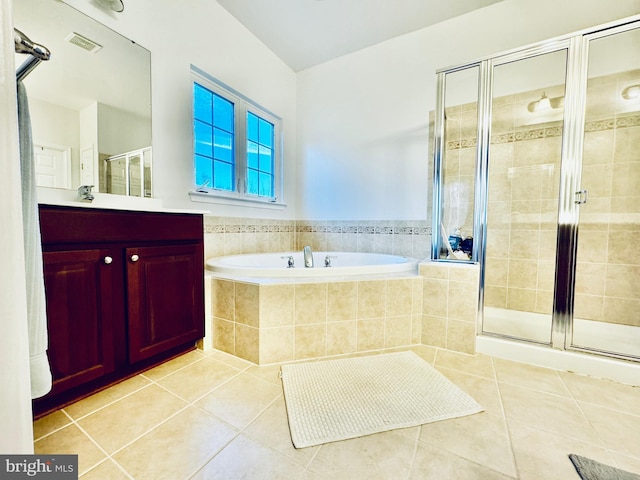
[
  {"left": 130, "top": 254, "right": 140, "bottom": 262},
  {"left": 103, "top": 256, "right": 113, "bottom": 265}
]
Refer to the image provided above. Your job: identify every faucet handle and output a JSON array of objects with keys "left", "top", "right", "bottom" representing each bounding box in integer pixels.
[
  {"left": 324, "top": 255, "right": 337, "bottom": 267},
  {"left": 281, "top": 255, "right": 295, "bottom": 268}
]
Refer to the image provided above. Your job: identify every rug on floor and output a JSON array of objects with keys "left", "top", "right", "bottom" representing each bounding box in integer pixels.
[
  {"left": 280, "top": 350, "right": 483, "bottom": 448},
  {"left": 569, "top": 454, "right": 640, "bottom": 480}
]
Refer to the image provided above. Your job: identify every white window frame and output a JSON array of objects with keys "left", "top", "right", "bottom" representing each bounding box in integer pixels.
[{"left": 189, "top": 65, "right": 285, "bottom": 208}]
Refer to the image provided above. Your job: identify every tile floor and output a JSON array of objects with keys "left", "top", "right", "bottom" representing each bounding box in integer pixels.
[{"left": 33, "top": 346, "right": 640, "bottom": 479}]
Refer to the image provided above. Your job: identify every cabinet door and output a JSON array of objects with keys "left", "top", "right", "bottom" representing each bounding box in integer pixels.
[
  {"left": 43, "top": 249, "right": 118, "bottom": 393},
  {"left": 126, "top": 244, "right": 204, "bottom": 363}
]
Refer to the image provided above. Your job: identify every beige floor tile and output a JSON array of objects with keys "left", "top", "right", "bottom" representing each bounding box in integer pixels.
[
  {"left": 113, "top": 407, "right": 237, "bottom": 480},
  {"left": 610, "top": 452, "right": 640, "bottom": 475},
  {"left": 409, "top": 442, "right": 515, "bottom": 480},
  {"left": 80, "top": 459, "right": 130, "bottom": 479},
  {"left": 244, "top": 363, "right": 283, "bottom": 385},
  {"left": 195, "top": 372, "right": 282, "bottom": 430},
  {"left": 243, "top": 396, "right": 318, "bottom": 467},
  {"left": 78, "top": 384, "right": 188, "bottom": 454},
  {"left": 65, "top": 375, "right": 152, "bottom": 420},
  {"left": 208, "top": 349, "right": 254, "bottom": 370},
  {"left": 418, "top": 412, "right": 517, "bottom": 477},
  {"left": 33, "top": 410, "right": 71, "bottom": 440},
  {"left": 34, "top": 424, "right": 106, "bottom": 475},
  {"left": 307, "top": 429, "right": 416, "bottom": 480},
  {"left": 141, "top": 350, "right": 206, "bottom": 381},
  {"left": 493, "top": 358, "right": 570, "bottom": 397},
  {"left": 559, "top": 371, "right": 640, "bottom": 416},
  {"left": 499, "top": 383, "right": 601, "bottom": 445},
  {"left": 408, "top": 344, "right": 438, "bottom": 364},
  {"left": 438, "top": 366, "right": 504, "bottom": 416},
  {"left": 507, "top": 420, "right": 614, "bottom": 480},
  {"left": 157, "top": 357, "right": 241, "bottom": 402},
  {"left": 434, "top": 350, "right": 495, "bottom": 379},
  {"left": 191, "top": 434, "right": 303, "bottom": 480},
  {"left": 579, "top": 402, "right": 640, "bottom": 459}
]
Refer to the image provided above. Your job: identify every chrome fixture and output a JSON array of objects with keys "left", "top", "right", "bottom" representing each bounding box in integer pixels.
[
  {"left": 78, "top": 185, "right": 94, "bottom": 202},
  {"left": 14, "top": 28, "right": 51, "bottom": 82},
  {"left": 303, "top": 246, "right": 314, "bottom": 268},
  {"left": 97, "top": 0, "right": 125, "bottom": 12},
  {"left": 281, "top": 255, "right": 295, "bottom": 268},
  {"left": 622, "top": 84, "right": 640, "bottom": 100},
  {"left": 324, "top": 255, "right": 337, "bottom": 267},
  {"left": 527, "top": 92, "right": 564, "bottom": 112}
]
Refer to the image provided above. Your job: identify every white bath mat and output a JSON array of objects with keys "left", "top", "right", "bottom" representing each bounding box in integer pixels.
[{"left": 280, "top": 351, "right": 483, "bottom": 448}]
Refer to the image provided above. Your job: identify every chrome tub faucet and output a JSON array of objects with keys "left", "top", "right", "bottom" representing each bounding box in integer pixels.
[{"left": 303, "top": 245, "right": 314, "bottom": 268}]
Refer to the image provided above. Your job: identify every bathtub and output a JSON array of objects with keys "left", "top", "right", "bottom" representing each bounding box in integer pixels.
[{"left": 206, "top": 251, "right": 419, "bottom": 277}]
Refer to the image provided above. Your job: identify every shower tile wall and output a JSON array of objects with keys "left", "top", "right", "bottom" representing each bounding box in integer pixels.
[
  {"left": 446, "top": 70, "right": 640, "bottom": 327},
  {"left": 575, "top": 68, "right": 640, "bottom": 328}
]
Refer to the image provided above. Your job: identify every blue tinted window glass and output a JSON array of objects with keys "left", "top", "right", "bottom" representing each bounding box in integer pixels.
[
  {"left": 214, "top": 128, "right": 233, "bottom": 162},
  {"left": 213, "top": 160, "right": 233, "bottom": 191},
  {"left": 258, "top": 145, "right": 272, "bottom": 173},
  {"left": 195, "top": 155, "right": 212, "bottom": 187},
  {"left": 194, "top": 120, "right": 213, "bottom": 156},
  {"left": 247, "top": 169, "right": 259, "bottom": 195},
  {"left": 193, "top": 84, "right": 212, "bottom": 124},
  {"left": 258, "top": 118, "right": 273, "bottom": 148},
  {"left": 259, "top": 172, "right": 273, "bottom": 197},
  {"left": 247, "top": 112, "right": 259, "bottom": 142},
  {"left": 213, "top": 94, "right": 234, "bottom": 132},
  {"left": 247, "top": 141, "right": 259, "bottom": 169}
]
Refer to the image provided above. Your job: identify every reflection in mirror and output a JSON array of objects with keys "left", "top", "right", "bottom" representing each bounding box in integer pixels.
[{"left": 14, "top": 0, "right": 152, "bottom": 197}]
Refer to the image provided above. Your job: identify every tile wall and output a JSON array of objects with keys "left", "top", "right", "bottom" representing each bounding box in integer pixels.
[
  {"left": 210, "top": 276, "right": 424, "bottom": 364},
  {"left": 419, "top": 262, "right": 480, "bottom": 355}
]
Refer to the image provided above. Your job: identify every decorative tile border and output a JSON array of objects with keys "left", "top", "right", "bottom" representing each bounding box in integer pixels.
[{"left": 446, "top": 113, "right": 640, "bottom": 150}]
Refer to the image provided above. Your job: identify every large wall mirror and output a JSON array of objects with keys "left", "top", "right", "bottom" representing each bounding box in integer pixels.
[{"left": 14, "top": 0, "right": 152, "bottom": 197}]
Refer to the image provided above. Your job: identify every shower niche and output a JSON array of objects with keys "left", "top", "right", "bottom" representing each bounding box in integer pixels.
[{"left": 432, "top": 17, "right": 640, "bottom": 362}]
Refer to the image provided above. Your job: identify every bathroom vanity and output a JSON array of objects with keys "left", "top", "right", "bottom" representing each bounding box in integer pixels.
[{"left": 34, "top": 205, "right": 204, "bottom": 416}]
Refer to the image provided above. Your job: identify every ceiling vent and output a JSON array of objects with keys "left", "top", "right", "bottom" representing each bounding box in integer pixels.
[{"left": 65, "top": 32, "right": 102, "bottom": 53}]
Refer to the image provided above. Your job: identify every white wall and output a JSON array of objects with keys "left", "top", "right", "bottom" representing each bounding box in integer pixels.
[
  {"left": 295, "top": 0, "right": 640, "bottom": 220},
  {"left": 62, "top": 0, "right": 298, "bottom": 219},
  {"left": 98, "top": 103, "right": 151, "bottom": 155}
]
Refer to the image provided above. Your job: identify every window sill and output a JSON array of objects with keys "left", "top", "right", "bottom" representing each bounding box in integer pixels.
[{"left": 188, "top": 190, "right": 287, "bottom": 210}]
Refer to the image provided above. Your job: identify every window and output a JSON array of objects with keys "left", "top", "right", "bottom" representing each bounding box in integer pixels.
[{"left": 191, "top": 67, "right": 283, "bottom": 205}]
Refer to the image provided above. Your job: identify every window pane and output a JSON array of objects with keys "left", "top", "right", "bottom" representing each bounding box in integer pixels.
[
  {"left": 259, "top": 172, "right": 273, "bottom": 197},
  {"left": 214, "top": 128, "right": 233, "bottom": 162},
  {"left": 213, "top": 94, "right": 234, "bottom": 132},
  {"left": 247, "top": 141, "right": 259, "bottom": 169},
  {"left": 247, "top": 112, "right": 259, "bottom": 142},
  {"left": 258, "top": 118, "right": 273, "bottom": 148},
  {"left": 194, "top": 120, "right": 213, "bottom": 156},
  {"left": 258, "top": 145, "right": 272, "bottom": 173},
  {"left": 247, "top": 169, "right": 258, "bottom": 195},
  {"left": 193, "top": 83, "right": 212, "bottom": 124},
  {"left": 213, "top": 160, "right": 233, "bottom": 190},
  {"left": 195, "top": 155, "right": 212, "bottom": 187}
]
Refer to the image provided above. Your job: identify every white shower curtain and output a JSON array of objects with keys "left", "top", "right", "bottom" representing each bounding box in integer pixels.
[{"left": 17, "top": 82, "right": 52, "bottom": 399}]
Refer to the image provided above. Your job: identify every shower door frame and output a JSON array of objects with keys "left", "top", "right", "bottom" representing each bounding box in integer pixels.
[{"left": 432, "top": 15, "right": 640, "bottom": 362}]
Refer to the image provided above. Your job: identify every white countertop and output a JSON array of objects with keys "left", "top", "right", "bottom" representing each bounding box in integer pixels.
[{"left": 37, "top": 187, "right": 208, "bottom": 215}]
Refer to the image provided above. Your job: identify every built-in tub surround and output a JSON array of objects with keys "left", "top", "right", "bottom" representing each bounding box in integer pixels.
[
  {"left": 420, "top": 261, "right": 480, "bottom": 355},
  {"left": 210, "top": 274, "right": 424, "bottom": 364}
]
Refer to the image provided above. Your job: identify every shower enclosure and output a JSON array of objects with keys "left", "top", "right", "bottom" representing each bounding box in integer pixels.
[{"left": 432, "top": 16, "right": 640, "bottom": 362}]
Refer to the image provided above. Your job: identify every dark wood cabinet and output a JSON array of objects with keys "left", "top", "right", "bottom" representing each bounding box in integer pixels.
[{"left": 35, "top": 205, "right": 204, "bottom": 416}]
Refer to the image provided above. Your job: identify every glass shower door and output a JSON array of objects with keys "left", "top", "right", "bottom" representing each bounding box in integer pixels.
[
  {"left": 482, "top": 49, "right": 568, "bottom": 344},
  {"left": 571, "top": 26, "right": 640, "bottom": 359}
]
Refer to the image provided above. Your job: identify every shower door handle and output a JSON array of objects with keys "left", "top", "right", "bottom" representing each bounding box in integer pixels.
[{"left": 575, "top": 189, "right": 588, "bottom": 205}]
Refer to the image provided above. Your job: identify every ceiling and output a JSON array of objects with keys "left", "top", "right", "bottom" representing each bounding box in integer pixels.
[{"left": 216, "top": 0, "right": 506, "bottom": 72}]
